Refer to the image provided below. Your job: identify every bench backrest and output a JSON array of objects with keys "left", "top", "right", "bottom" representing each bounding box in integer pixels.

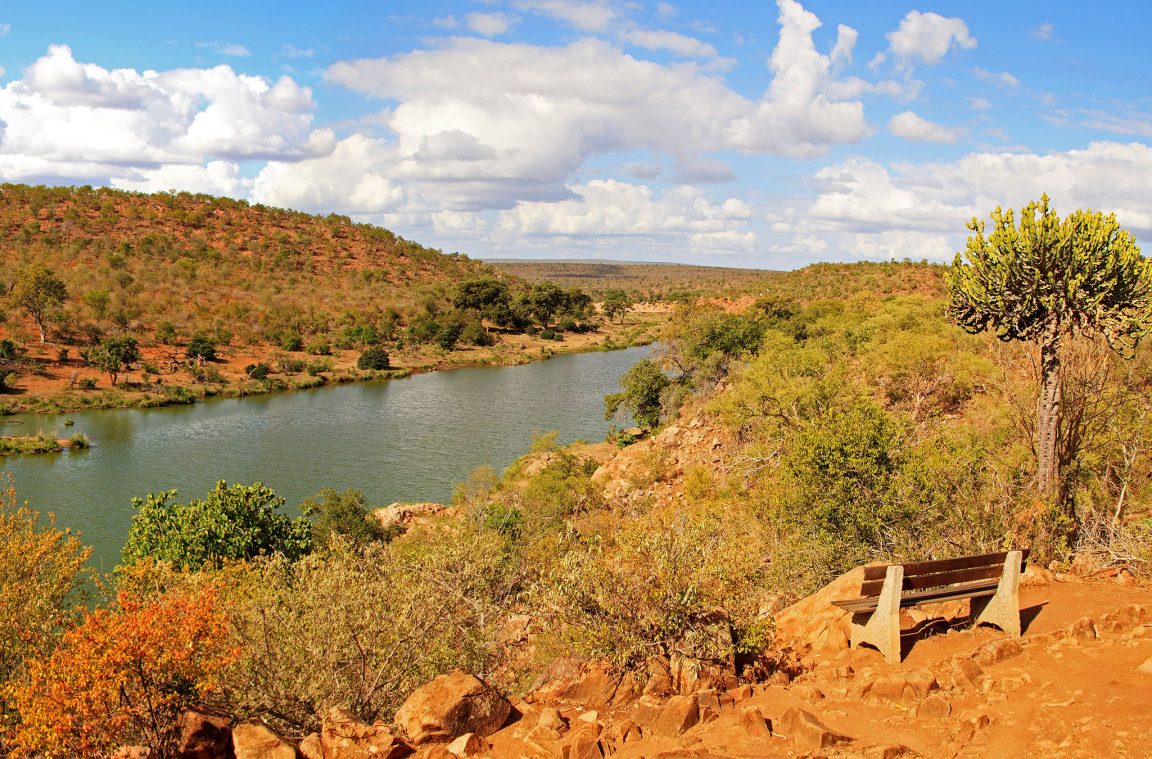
[{"left": 858, "top": 550, "right": 1030, "bottom": 598}]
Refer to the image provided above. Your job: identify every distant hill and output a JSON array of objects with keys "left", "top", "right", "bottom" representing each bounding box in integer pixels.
[{"left": 0, "top": 183, "right": 501, "bottom": 347}]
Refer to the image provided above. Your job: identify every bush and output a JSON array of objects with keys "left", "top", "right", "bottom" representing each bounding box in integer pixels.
[
  {"left": 0, "top": 339, "right": 18, "bottom": 360},
  {"left": 459, "top": 321, "right": 495, "bottom": 347},
  {"left": 306, "top": 358, "right": 334, "bottom": 376},
  {"left": 78, "top": 377, "right": 98, "bottom": 390},
  {"left": 244, "top": 362, "right": 271, "bottom": 380},
  {"left": 300, "top": 488, "right": 389, "bottom": 547},
  {"left": 357, "top": 347, "right": 390, "bottom": 370},
  {"left": 604, "top": 359, "right": 670, "bottom": 429},
  {"left": 279, "top": 331, "right": 304, "bottom": 352},
  {"left": 187, "top": 333, "right": 217, "bottom": 361},
  {"left": 11, "top": 589, "right": 235, "bottom": 757},
  {"left": 121, "top": 481, "right": 312, "bottom": 571},
  {"left": 155, "top": 321, "right": 178, "bottom": 345},
  {"left": 539, "top": 329, "right": 556, "bottom": 341},
  {"left": 275, "top": 355, "right": 306, "bottom": 374},
  {"left": 307, "top": 338, "right": 332, "bottom": 356},
  {"left": 435, "top": 322, "right": 462, "bottom": 351}
]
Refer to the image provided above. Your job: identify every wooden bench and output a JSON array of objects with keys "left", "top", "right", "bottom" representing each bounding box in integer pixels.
[{"left": 831, "top": 550, "right": 1029, "bottom": 664}]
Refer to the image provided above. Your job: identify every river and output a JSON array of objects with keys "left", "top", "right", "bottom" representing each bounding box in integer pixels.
[{"left": 2, "top": 345, "right": 651, "bottom": 571}]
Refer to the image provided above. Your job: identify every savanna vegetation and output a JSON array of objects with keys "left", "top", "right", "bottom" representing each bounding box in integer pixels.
[
  {"left": 0, "top": 184, "right": 663, "bottom": 415},
  {"left": 3, "top": 199, "right": 1151, "bottom": 756}
]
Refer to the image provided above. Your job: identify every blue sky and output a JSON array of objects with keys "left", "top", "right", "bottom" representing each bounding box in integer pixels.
[{"left": 0, "top": 1, "right": 1149, "bottom": 268}]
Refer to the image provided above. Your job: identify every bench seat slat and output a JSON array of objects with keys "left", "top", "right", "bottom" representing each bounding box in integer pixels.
[
  {"left": 861, "top": 550, "right": 1026, "bottom": 582},
  {"left": 859, "top": 564, "right": 1006, "bottom": 597},
  {"left": 831, "top": 578, "right": 1001, "bottom": 614}
]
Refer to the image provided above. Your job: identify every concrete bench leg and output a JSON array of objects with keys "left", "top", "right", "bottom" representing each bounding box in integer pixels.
[
  {"left": 970, "top": 549, "right": 1023, "bottom": 636},
  {"left": 850, "top": 565, "right": 903, "bottom": 664}
]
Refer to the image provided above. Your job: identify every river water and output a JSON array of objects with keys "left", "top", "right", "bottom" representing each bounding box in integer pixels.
[{"left": 2, "top": 345, "right": 650, "bottom": 571}]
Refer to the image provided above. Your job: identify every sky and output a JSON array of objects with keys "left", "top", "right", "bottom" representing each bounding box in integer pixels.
[{"left": 0, "top": 1, "right": 1149, "bottom": 269}]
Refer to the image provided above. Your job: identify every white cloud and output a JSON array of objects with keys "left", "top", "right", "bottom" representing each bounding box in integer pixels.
[
  {"left": 1032, "top": 22, "right": 1054, "bottom": 41},
  {"left": 0, "top": 44, "right": 332, "bottom": 186},
  {"left": 196, "top": 41, "right": 253, "bottom": 58},
  {"left": 618, "top": 29, "right": 717, "bottom": 58},
  {"left": 782, "top": 141, "right": 1152, "bottom": 261},
  {"left": 0, "top": 23, "right": 10, "bottom": 37},
  {"left": 466, "top": 12, "right": 517, "bottom": 37},
  {"left": 885, "top": 11, "right": 976, "bottom": 66},
  {"left": 278, "top": 44, "right": 315, "bottom": 59},
  {"left": 656, "top": 3, "right": 677, "bottom": 20},
  {"left": 969, "top": 96, "right": 992, "bottom": 110},
  {"left": 510, "top": 0, "right": 619, "bottom": 32},
  {"left": 973, "top": 67, "right": 1020, "bottom": 89},
  {"left": 499, "top": 179, "right": 756, "bottom": 249},
  {"left": 434, "top": 15, "right": 459, "bottom": 29},
  {"left": 888, "top": 111, "right": 966, "bottom": 143},
  {"left": 724, "top": 0, "right": 871, "bottom": 156},
  {"left": 111, "top": 160, "right": 251, "bottom": 197}
]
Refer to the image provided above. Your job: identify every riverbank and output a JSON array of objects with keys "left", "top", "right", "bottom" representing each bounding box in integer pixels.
[
  {"left": 0, "top": 311, "right": 668, "bottom": 416},
  {"left": 0, "top": 432, "right": 89, "bottom": 456}
]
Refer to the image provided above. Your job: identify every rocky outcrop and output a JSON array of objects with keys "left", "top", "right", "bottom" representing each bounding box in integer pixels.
[
  {"left": 322, "top": 707, "right": 414, "bottom": 759},
  {"left": 177, "top": 710, "right": 233, "bottom": 759},
  {"left": 232, "top": 723, "right": 296, "bottom": 759},
  {"left": 394, "top": 670, "right": 512, "bottom": 744}
]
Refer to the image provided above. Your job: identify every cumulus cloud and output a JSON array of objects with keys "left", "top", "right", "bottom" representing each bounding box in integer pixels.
[
  {"left": 1032, "top": 22, "right": 1055, "bottom": 41},
  {"left": 196, "top": 41, "right": 253, "bottom": 57},
  {"left": 0, "top": 44, "right": 333, "bottom": 187},
  {"left": 973, "top": 67, "right": 1020, "bottom": 89},
  {"left": 510, "top": 0, "right": 619, "bottom": 32},
  {"left": 778, "top": 141, "right": 1152, "bottom": 261},
  {"left": 466, "top": 12, "right": 517, "bottom": 37},
  {"left": 885, "top": 10, "right": 976, "bottom": 66},
  {"left": 499, "top": 179, "right": 757, "bottom": 250},
  {"left": 111, "top": 160, "right": 251, "bottom": 197},
  {"left": 888, "top": 111, "right": 966, "bottom": 143},
  {"left": 618, "top": 29, "right": 718, "bottom": 58}
]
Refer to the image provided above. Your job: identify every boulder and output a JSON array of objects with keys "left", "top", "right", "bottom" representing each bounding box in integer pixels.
[
  {"left": 395, "top": 671, "right": 512, "bottom": 744},
  {"left": 561, "top": 726, "right": 604, "bottom": 759},
  {"left": 861, "top": 671, "right": 937, "bottom": 706},
  {"left": 299, "top": 733, "right": 323, "bottom": 759},
  {"left": 1067, "top": 617, "right": 1098, "bottom": 641},
  {"left": 776, "top": 708, "right": 851, "bottom": 751},
  {"left": 322, "top": 707, "right": 414, "bottom": 759},
  {"left": 971, "top": 638, "right": 1023, "bottom": 667},
  {"left": 774, "top": 566, "right": 868, "bottom": 656},
  {"left": 915, "top": 695, "right": 951, "bottom": 719},
  {"left": 232, "top": 723, "right": 296, "bottom": 759},
  {"left": 374, "top": 502, "right": 447, "bottom": 532},
  {"left": 446, "top": 733, "right": 488, "bottom": 758},
  {"left": 177, "top": 710, "right": 233, "bottom": 759},
  {"left": 1136, "top": 656, "right": 1152, "bottom": 676},
  {"left": 564, "top": 663, "right": 623, "bottom": 708},
  {"left": 652, "top": 694, "right": 700, "bottom": 737},
  {"left": 736, "top": 706, "right": 772, "bottom": 739}
]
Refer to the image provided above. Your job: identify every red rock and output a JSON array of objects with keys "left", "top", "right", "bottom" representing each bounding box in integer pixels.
[
  {"left": 915, "top": 695, "right": 951, "bottom": 719},
  {"left": 177, "top": 710, "right": 232, "bottom": 759},
  {"left": 395, "top": 671, "right": 512, "bottom": 744},
  {"left": 447, "top": 732, "right": 488, "bottom": 758},
  {"left": 776, "top": 708, "right": 851, "bottom": 751},
  {"left": 1068, "top": 617, "right": 1098, "bottom": 641},
  {"left": 862, "top": 671, "right": 937, "bottom": 706},
  {"left": 537, "top": 706, "right": 570, "bottom": 734},
  {"left": 322, "top": 707, "right": 414, "bottom": 759},
  {"left": 232, "top": 723, "right": 296, "bottom": 759},
  {"left": 652, "top": 694, "right": 700, "bottom": 736},
  {"left": 565, "top": 664, "right": 622, "bottom": 708},
  {"left": 725, "top": 684, "right": 753, "bottom": 703},
  {"left": 298, "top": 733, "right": 323, "bottom": 759},
  {"left": 562, "top": 727, "right": 604, "bottom": 759},
  {"left": 971, "top": 638, "right": 1023, "bottom": 667},
  {"left": 950, "top": 658, "right": 986, "bottom": 690},
  {"left": 1136, "top": 656, "right": 1152, "bottom": 675},
  {"left": 736, "top": 706, "right": 772, "bottom": 739}
]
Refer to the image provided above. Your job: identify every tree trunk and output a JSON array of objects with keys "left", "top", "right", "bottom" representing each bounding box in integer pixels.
[
  {"left": 36, "top": 318, "right": 46, "bottom": 343},
  {"left": 1036, "top": 324, "right": 1062, "bottom": 497}
]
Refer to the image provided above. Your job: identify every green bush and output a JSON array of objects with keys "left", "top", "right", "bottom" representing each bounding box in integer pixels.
[
  {"left": 187, "top": 334, "right": 217, "bottom": 361},
  {"left": 245, "top": 363, "right": 271, "bottom": 380},
  {"left": 459, "top": 322, "right": 495, "bottom": 347},
  {"left": 357, "top": 347, "right": 390, "bottom": 370},
  {"left": 121, "top": 481, "right": 311, "bottom": 571},
  {"left": 300, "top": 488, "right": 389, "bottom": 547},
  {"left": 279, "top": 331, "right": 304, "bottom": 352}
]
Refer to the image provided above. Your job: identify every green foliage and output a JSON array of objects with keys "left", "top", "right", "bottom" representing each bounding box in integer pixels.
[
  {"left": 0, "top": 339, "right": 18, "bottom": 360},
  {"left": 10, "top": 264, "right": 67, "bottom": 342},
  {"left": 453, "top": 277, "right": 512, "bottom": 324},
  {"left": 459, "top": 320, "right": 495, "bottom": 347},
  {"left": 600, "top": 289, "right": 633, "bottom": 323},
  {"left": 155, "top": 321, "right": 178, "bottom": 345},
  {"left": 300, "top": 488, "right": 389, "bottom": 547},
  {"left": 357, "top": 346, "right": 390, "bottom": 370},
  {"left": 605, "top": 359, "right": 670, "bottom": 429},
  {"left": 186, "top": 333, "right": 217, "bottom": 361},
  {"left": 86, "top": 335, "right": 140, "bottom": 385},
  {"left": 121, "top": 481, "right": 311, "bottom": 571},
  {"left": 244, "top": 362, "right": 271, "bottom": 380}
]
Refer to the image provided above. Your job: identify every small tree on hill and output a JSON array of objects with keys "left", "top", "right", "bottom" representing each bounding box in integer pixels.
[
  {"left": 87, "top": 335, "right": 140, "bottom": 386},
  {"left": 605, "top": 359, "right": 670, "bottom": 430},
  {"left": 601, "top": 289, "right": 633, "bottom": 323},
  {"left": 947, "top": 195, "right": 1152, "bottom": 523},
  {"left": 10, "top": 264, "right": 67, "bottom": 343}
]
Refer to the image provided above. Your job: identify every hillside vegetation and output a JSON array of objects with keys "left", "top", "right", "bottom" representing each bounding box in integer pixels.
[{"left": 3, "top": 258, "right": 1151, "bottom": 753}]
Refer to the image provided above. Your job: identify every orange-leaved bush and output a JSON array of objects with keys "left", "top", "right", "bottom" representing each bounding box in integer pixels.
[{"left": 11, "top": 588, "right": 236, "bottom": 758}]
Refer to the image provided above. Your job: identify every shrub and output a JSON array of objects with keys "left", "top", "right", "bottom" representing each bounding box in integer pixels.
[
  {"left": 78, "top": 377, "right": 98, "bottom": 391},
  {"left": 357, "top": 347, "right": 390, "bottom": 370},
  {"left": 187, "top": 333, "right": 217, "bottom": 361},
  {"left": 121, "top": 481, "right": 311, "bottom": 571},
  {"left": 245, "top": 362, "right": 271, "bottom": 380},
  {"left": 279, "top": 331, "right": 304, "bottom": 352},
  {"left": 307, "top": 338, "right": 332, "bottom": 356},
  {"left": 435, "top": 322, "right": 462, "bottom": 351},
  {"left": 11, "top": 589, "right": 235, "bottom": 757},
  {"left": 0, "top": 339, "right": 18, "bottom": 360},
  {"left": 155, "top": 321, "right": 178, "bottom": 345},
  {"left": 604, "top": 359, "right": 670, "bottom": 429},
  {"left": 300, "top": 488, "right": 389, "bottom": 547},
  {"left": 539, "top": 329, "right": 556, "bottom": 341},
  {"left": 306, "top": 358, "right": 334, "bottom": 376},
  {"left": 276, "top": 355, "right": 306, "bottom": 374},
  {"left": 459, "top": 321, "right": 495, "bottom": 347}
]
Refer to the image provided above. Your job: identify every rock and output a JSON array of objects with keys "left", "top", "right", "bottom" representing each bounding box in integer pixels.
[
  {"left": 177, "top": 710, "right": 232, "bottom": 759},
  {"left": 950, "top": 658, "right": 986, "bottom": 691},
  {"left": 322, "top": 707, "right": 414, "bottom": 759},
  {"left": 1068, "top": 617, "right": 1098, "bottom": 641},
  {"left": 726, "top": 684, "right": 753, "bottom": 703},
  {"left": 374, "top": 502, "right": 447, "bottom": 531},
  {"left": 1021, "top": 565, "right": 1055, "bottom": 587},
  {"left": 232, "top": 723, "right": 296, "bottom": 759},
  {"left": 865, "top": 745, "right": 916, "bottom": 759},
  {"left": 971, "top": 638, "right": 1023, "bottom": 667},
  {"left": 565, "top": 663, "right": 623, "bottom": 708},
  {"left": 577, "top": 710, "right": 599, "bottom": 724},
  {"left": 776, "top": 708, "right": 851, "bottom": 751},
  {"left": 524, "top": 724, "right": 565, "bottom": 756},
  {"left": 1116, "top": 568, "right": 1137, "bottom": 586},
  {"left": 1136, "top": 656, "right": 1152, "bottom": 675},
  {"left": 298, "top": 734, "right": 323, "bottom": 759},
  {"left": 537, "top": 707, "right": 570, "bottom": 734},
  {"left": 422, "top": 749, "right": 455, "bottom": 759},
  {"left": 736, "top": 706, "right": 772, "bottom": 739},
  {"left": 395, "top": 671, "right": 512, "bottom": 744},
  {"left": 562, "top": 727, "right": 604, "bottom": 759},
  {"left": 791, "top": 684, "right": 824, "bottom": 701},
  {"left": 862, "top": 671, "right": 937, "bottom": 706},
  {"left": 653, "top": 694, "right": 700, "bottom": 736},
  {"left": 774, "top": 566, "right": 869, "bottom": 657},
  {"left": 447, "top": 733, "right": 488, "bottom": 758},
  {"left": 915, "top": 695, "right": 952, "bottom": 719},
  {"left": 601, "top": 720, "right": 642, "bottom": 747}
]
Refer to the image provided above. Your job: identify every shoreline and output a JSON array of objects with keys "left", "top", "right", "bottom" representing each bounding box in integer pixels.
[{"left": 0, "top": 319, "right": 664, "bottom": 418}]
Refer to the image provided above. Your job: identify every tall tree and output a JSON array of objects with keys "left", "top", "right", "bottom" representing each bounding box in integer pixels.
[
  {"left": 87, "top": 335, "right": 140, "bottom": 386},
  {"left": 947, "top": 195, "right": 1152, "bottom": 506},
  {"left": 10, "top": 264, "right": 67, "bottom": 343}
]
